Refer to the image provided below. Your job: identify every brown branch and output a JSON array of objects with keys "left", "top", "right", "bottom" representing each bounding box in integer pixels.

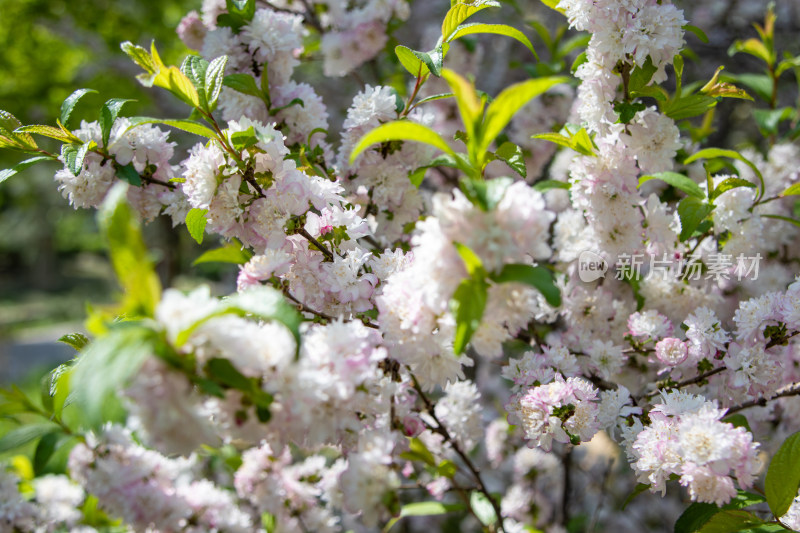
[{"left": 727, "top": 381, "right": 800, "bottom": 414}]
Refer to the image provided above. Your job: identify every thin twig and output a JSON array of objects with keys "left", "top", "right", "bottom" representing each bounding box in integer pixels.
[
  {"left": 297, "top": 227, "right": 335, "bottom": 260},
  {"left": 410, "top": 374, "right": 506, "bottom": 533},
  {"left": 727, "top": 381, "right": 800, "bottom": 414}
]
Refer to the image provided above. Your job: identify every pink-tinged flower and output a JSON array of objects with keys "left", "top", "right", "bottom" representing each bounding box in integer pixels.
[
  {"left": 655, "top": 338, "right": 688, "bottom": 366},
  {"left": 402, "top": 415, "right": 425, "bottom": 438}
]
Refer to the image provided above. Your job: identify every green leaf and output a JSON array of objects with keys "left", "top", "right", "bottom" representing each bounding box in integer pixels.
[
  {"left": 448, "top": 23, "right": 538, "bottom": 60},
  {"left": 205, "top": 55, "right": 229, "bottom": 110},
  {"left": 781, "top": 183, "right": 800, "bottom": 196},
  {"left": 384, "top": 502, "right": 466, "bottom": 533},
  {"left": 98, "top": 184, "right": 162, "bottom": 316},
  {"left": 230, "top": 127, "right": 259, "bottom": 151},
  {"left": 614, "top": 101, "right": 646, "bottom": 124},
  {"left": 205, "top": 358, "right": 251, "bottom": 391},
  {"left": 186, "top": 208, "right": 209, "bottom": 244},
  {"left": 61, "top": 141, "right": 95, "bottom": 177},
  {"left": 621, "top": 483, "right": 651, "bottom": 511},
  {"left": 450, "top": 277, "right": 488, "bottom": 355},
  {"left": 441, "top": 69, "right": 483, "bottom": 147},
  {"left": 223, "top": 73, "right": 265, "bottom": 101},
  {"left": 0, "top": 110, "right": 37, "bottom": 150},
  {"left": 414, "top": 93, "right": 455, "bottom": 106},
  {"left": 678, "top": 196, "right": 713, "bottom": 242},
  {"left": 0, "top": 156, "right": 53, "bottom": 185},
  {"left": 60, "top": 88, "right": 98, "bottom": 129},
  {"left": 121, "top": 41, "right": 158, "bottom": 79},
  {"left": 684, "top": 148, "right": 765, "bottom": 199},
  {"left": 753, "top": 107, "right": 795, "bottom": 136},
  {"left": 100, "top": 99, "right": 136, "bottom": 147},
  {"left": 532, "top": 127, "right": 595, "bottom": 156},
  {"left": 683, "top": 24, "right": 710, "bottom": 43},
  {"left": 469, "top": 491, "right": 498, "bottom": 527},
  {"left": 720, "top": 74, "right": 772, "bottom": 103},
  {"left": 722, "top": 414, "right": 752, "bottom": 433},
  {"left": 493, "top": 141, "right": 526, "bottom": 178},
  {"left": 765, "top": 431, "right": 800, "bottom": 517},
  {"left": 479, "top": 76, "right": 569, "bottom": 156},
  {"left": 490, "top": 263, "right": 561, "bottom": 307},
  {"left": 697, "top": 510, "right": 764, "bottom": 532},
  {"left": 0, "top": 423, "right": 60, "bottom": 455},
  {"left": 127, "top": 117, "right": 217, "bottom": 139},
  {"left": 711, "top": 178, "right": 756, "bottom": 200},
  {"left": 532, "top": 179, "right": 570, "bottom": 192},
  {"left": 674, "top": 502, "right": 721, "bottom": 533},
  {"left": 663, "top": 94, "right": 717, "bottom": 120},
  {"left": 454, "top": 242, "right": 486, "bottom": 278},
  {"left": 33, "top": 433, "right": 60, "bottom": 475},
  {"left": 349, "top": 121, "right": 454, "bottom": 165},
  {"left": 629, "top": 57, "right": 658, "bottom": 93},
  {"left": 728, "top": 38, "right": 774, "bottom": 66},
  {"left": 226, "top": 0, "right": 255, "bottom": 20},
  {"left": 441, "top": 0, "right": 501, "bottom": 40},
  {"left": 724, "top": 491, "right": 766, "bottom": 510},
  {"left": 15, "top": 125, "right": 76, "bottom": 143},
  {"left": 458, "top": 176, "right": 513, "bottom": 211},
  {"left": 71, "top": 324, "right": 158, "bottom": 427},
  {"left": 57, "top": 333, "right": 89, "bottom": 351},
  {"left": 638, "top": 172, "right": 705, "bottom": 199},
  {"left": 181, "top": 55, "right": 210, "bottom": 94},
  {"left": 193, "top": 243, "right": 253, "bottom": 265},
  {"left": 394, "top": 45, "right": 436, "bottom": 78},
  {"left": 116, "top": 163, "right": 142, "bottom": 187},
  {"left": 175, "top": 286, "right": 302, "bottom": 351}
]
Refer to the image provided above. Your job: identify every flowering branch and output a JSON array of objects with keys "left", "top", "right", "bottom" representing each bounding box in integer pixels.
[
  {"left": 410, "top": 374, "right": 506, "bottom": 533},
  {"left": 727, "top": 381, "right": 800, "bottom": 414}
]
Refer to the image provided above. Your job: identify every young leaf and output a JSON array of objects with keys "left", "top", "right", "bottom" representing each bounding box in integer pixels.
[
  {"left": 349, "top": 121, "right": 455, "bottom": 165},
  {"left": 60, "top": 88, "right": 98, "bottom": 129},
  {"left": 100, "top": 99, "right": 136, "bottom": 147},
  {"left": 447, "top": 23, "right": 538, "bottom": 60},
  {"left": 441, "top": 0, "right": 501, "bottom": 41},
  {"left": 684, "top": 148, "right": 765, "bottom": 200},
  {"left": 0, "top": 156, "right": 53, "bottom": 185},
  {"left": 15, "top": 125, "right": 76, "bottom": 143},
  {"left": 663, "top": 94, "right": 717, "bottom": 121},
  {"left": 479, "top": 76, "right": 569, "bottom": 156},
  {"left": 683, "top": 24, "right": 710, "bottom": 43},
  {"left": 126, "top": 117, "right": 217, "bottom": 139},
  {"left": 441, "top": 69, "right": 483, "bottom": 146},
  {"left": 490, "top": 263, "right": 561, "bottom": 307},
  {"left": 193, "top": 243, "right": 253, "bottom": 265},
  {"left": 98, "top": 184, "right": 162, "bottom": 316},
  {"left": 765, "top": 431, "right": 800, "bottom": 517},
  {"left": 678, "top": 196, "right": 713, "bottom": 242},
  {"left": 781, "top": 183, "right": 800, "bottom": 197},
  {"left": 186, "top": 208, "right": 209, "bottom": 244},
  {"left": 638, "top": 172, "right": 705, "bottom": 199},
  {"left": 395, "top": 45, "right": 435, "bottom": 78}
]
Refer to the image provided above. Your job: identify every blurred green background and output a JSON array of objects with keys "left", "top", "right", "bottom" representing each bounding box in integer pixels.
[{"left": 0, "top": 0, "right": 199, "bottom": 341}]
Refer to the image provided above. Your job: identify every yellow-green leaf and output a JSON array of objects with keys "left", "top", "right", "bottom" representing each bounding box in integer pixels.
[
  {"left": 349, "top": 121, "right": 454, "bottom": 165},
  {"left": 448, "top": 23, "right": 538, "bottom": 61},
  {"left": 441, "top": 0, "right": 501, "bottom": 41}
]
